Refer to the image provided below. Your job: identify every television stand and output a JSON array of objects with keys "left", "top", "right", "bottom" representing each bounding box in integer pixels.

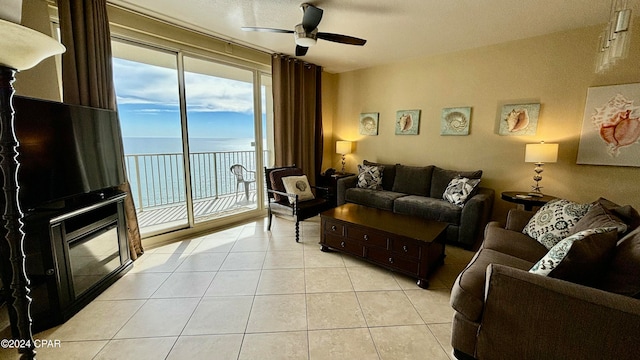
[{"left": 0, "top": 191, "right": 132, "bottom": 336}]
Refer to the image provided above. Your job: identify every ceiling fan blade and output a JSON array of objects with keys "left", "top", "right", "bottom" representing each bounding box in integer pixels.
[
  {"left": 301, "top": 3, "right": 323, "bottom": 32},
  {"left": 241, "top": 27, "right": 294, "bottom": 34},
  {"left": 317, "top": 32, "right": 367, "bottom": 46},
  {"left": 296, "top": 45, "right": 309, "bottom": 56}
]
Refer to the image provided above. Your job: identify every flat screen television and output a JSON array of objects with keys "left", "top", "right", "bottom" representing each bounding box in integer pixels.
[{"left": 9, "top": 96, "right": 126, "bottom": 211}]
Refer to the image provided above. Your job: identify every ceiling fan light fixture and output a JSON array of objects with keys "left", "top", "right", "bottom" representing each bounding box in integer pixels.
[{"left": 294, "top": 23, "right": 317, "bottom": 47}]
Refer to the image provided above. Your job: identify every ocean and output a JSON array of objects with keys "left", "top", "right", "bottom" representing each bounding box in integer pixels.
[
  {"left": 122, "top": 137, "right": 267, "bottom": 209},
  {"left": 123, "top": 137, "right": 257, "bottom": 154}
]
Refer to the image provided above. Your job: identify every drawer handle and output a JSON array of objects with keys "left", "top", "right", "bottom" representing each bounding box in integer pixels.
[
  {"left": 402, "top": 245, "right": 408, "bottom": 252},
  {"left": 388, "top": 257, "right": 394, "bottom": 264},
  {"left": 331, "top": 225, "right": 337, "bottom": 231},
  {"left": 363, "top": 234, "right": 369, "bottom": 241},
  {"left": 340, "top": 241, "right": 345, "bottom": 248}
]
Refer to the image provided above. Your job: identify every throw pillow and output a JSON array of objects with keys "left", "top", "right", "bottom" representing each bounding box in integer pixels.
[
  {"left": 430, "top": 166, "right": 482, "bottom": 198},
  {"left": 523, "top": 198, "right": 592, "bottom": 249},
  {"left": 356, "top": 164, "right": 384, "bottom": 190},
  {"left": 443, "top": 177, "right": 481, "bottom": 207},
  {"left": 529, "top": 227, "right": 618, "bottom": 286},
  {"left": 364, "top": 160, "right": 396, "bottom": 191},
  {"left": 569, "top": 202, "right": 628, "bottom": 235},
  {"left": 281, "top": 175, "right": 315, "bottom": 204}
]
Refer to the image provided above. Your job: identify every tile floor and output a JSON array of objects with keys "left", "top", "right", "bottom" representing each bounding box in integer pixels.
[{"left": 0, "top": 216, "right": 474, "bottom": 360}]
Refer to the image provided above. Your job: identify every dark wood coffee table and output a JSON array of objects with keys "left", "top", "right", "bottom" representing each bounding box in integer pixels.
[{"left": 320, "top": 203, "right": 448, "bottom": 289}]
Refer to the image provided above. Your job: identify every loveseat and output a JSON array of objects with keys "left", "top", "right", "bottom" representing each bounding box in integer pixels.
[
  {"left": 450, "top": 198, "right": 640, "bottom": 360},
  {"left": 336, "top": 160, "right": 495, "bottom": 249}
]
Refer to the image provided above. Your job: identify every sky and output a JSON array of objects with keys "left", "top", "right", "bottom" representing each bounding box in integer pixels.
[{"left": 112, "top": 57, "right": 259, "bottom": 138}]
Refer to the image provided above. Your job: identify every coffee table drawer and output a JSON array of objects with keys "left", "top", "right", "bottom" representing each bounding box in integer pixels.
[
  {"left": 324, "top": 234, "right": 364, "bottom": 257},
  {"left": 346, "top": 227, "right": 388, "bottom": 248},
  {"left": 367, "top": 247, "right": 419, "bottom": 275},
  {"left": 391, "top": 238, "right": 421, "bottom": 259},
  {"left": 323, "top": 220, "right": 345, "bottom": 236}
]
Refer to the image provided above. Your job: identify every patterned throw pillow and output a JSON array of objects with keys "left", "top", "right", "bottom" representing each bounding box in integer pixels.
[
  {"left": 529, "top": 227, "right": 618, "bottom": 285},
  {"left": 443, "top": 177, "right": 480, "bottom": 207},
  {"left": 523, "top": 199, "right": 592, "bottom": 249},
  {"left": 281, "top": 175, "right": 315, "bottom": 204},
  {"left": 357, "top": 164, "right": 384, "bottom": 190}
]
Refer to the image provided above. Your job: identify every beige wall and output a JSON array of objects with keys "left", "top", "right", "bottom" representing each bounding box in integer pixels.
[
  {"left": 326, "top": 21, "right": 640, "bottom": 222},
  {"left": 15, "top": 0, "right": 61, "bottom": 101}
]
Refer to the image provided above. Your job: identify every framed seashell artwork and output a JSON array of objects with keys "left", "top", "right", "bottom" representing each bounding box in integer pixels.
[
  {"left": 359, "top": 112, "right": 379, "bottom": 135},
  {"left": 577, "top": 83, "right": 640, "bottom": 167},
  {"left": 498, "top": 103, "right": 540, "bottom": 136},
  {"left": 441, "top": 107, "right": 472, "bottom": 135},
  {"left": 395, "top": 109, "right": 421, "bottom": 135}
]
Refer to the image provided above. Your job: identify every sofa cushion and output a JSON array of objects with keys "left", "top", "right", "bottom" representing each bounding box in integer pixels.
[
  {"left": 529, "top": 227, "right": 618, "bottom": 286},
  {"left": 345, "top": 188, "right": 406, "bottom": 211},
  {"left": 568, "top": 202, "right": 627, "bottom": 235},
  {"left": 599, "top": 226, "right": 640, "bottom": 298},
  {"left": 443, "top": 177, "right": 481, "bottom": 207},
  {"left": 364, "top": 160, "right": 397, "bottom": 191},
  {"left": 394, "top": 195, "right": 461, "bottom": 224},
  {"left": 522, "top": 199, "right": 592, "bottom": 249},
  {"left": 451, "top": 248, "right": 535, "bottom": 321},
  {"left": 356, "top": 164, "right": 384, "bottom": 190},
  {"left": 430, "top": 166, "right": 482, "bottom": 199},
  {"left": 281, "top": 175, "right": 314, "bottom": 204},
  {"left": 269, "top": 167, "right": 303, "bottom": 202},
  {"left": 483, "top": 224, "right": 548, "bottom": 263},
  {"left": 392, "top": 164, "right": 434, "bottom": 196}
]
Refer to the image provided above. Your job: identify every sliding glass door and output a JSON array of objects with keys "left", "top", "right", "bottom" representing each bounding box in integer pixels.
[
  {"left": 112, "top": 40, "right": 271, "bottom": 236},
  {"left": 112, "top": 42, "right": 188, "bottom": 235},
  {"left": 183, "top": 56, "right": 258, "bottom": 223}
]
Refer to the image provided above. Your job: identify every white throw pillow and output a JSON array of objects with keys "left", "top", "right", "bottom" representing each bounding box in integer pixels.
[
  {"left": 281, "top": 175, "right": 315, "bottom": 204},
  {"left": 523, "top": 199, "right": 592, "bottom": 249},
  {"left": 443, "top": 177, "right": 480, "bottom": 207},
  {"left": 356, "top": 164, "right": 384, "bottom": 190}
]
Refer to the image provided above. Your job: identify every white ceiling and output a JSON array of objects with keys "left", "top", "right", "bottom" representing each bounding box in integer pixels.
[{"left": 108, "top": 0, "right": 639, "bottom": 73}]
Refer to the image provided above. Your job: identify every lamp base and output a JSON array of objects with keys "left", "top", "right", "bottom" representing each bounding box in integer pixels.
[{"left": 527, "top": 192, "right": 545, "bottom": 198}]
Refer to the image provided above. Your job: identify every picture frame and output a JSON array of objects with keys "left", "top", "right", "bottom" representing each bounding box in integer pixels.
[
  {"left": 441, "top": 107, "right": 471, "bottom": 135},
  {"left": 576, "top": 83, "right": 640, "bottom": 167},
  {"left": 498, "top": 103, "right": 540, "bottom": 136},
  {"left": 359, "top": 112, "right": 379, "bottom": 135},
  {"left": 395, "top": 109, "right": 421, "bottom": 135}
]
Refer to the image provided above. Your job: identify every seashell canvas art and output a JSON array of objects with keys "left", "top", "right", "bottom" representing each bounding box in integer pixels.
[
  {"left": 577, "top": 83, "right": 640, "bottom": 167},
  {"left": 441, "top": 107, "right": 472, "bottom": 135},
  {"left": 359, "top": 112, "right": 379, "bottom": 135},
  {"left": 498, "top": 103, "right": 540, "bottom": 136},
  {"left": 395, "top": 109, "right": 421, "bottom": 135}
]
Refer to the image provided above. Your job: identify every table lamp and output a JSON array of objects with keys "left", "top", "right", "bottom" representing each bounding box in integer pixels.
[
  {"left": 524, "top": 141, "right": 558, "bottom": 197},
  {"left": 336, "top": 140, "right": 352, "bottom": 174}
]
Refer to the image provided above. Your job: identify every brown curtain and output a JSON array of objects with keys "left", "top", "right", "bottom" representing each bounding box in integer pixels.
[
  {"left": 58, "top": 0, "right": 143, "bottom": 260},
  {"left": 272, "top": 54, "right": 323, "bottom": 185}
]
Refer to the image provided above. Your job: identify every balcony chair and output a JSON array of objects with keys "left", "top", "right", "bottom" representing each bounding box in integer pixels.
[
  {"left": 230, "top": 164, "right": 256, "bottom": 201},
  {"left": 265, "top": 165, "right": 333, "bottom": 242}
]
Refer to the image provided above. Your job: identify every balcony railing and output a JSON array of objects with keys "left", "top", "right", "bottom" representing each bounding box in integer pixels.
[{"left": 124, "top": 150, "right": 266, "bottom": 212}]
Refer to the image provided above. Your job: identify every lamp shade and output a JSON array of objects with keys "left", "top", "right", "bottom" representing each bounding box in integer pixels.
[
  {"left": 525, "top": 143, "right": 558, "bottom": 163},
  {"left": 0, "top": 19, "right": 66, "bottom": 71},
  {"left": 336, "top": 140, "right": 352, "bottom": 155}
]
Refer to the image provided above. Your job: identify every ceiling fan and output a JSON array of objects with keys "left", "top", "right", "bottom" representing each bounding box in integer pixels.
[{"left": 241, "top": 3, "right": 367, "bottom": 56}]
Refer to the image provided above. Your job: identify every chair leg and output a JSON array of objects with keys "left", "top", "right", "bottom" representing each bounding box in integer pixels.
[
  {"left": 267, "top": 209, "right": 273, "bottom": 231},
  {"left": 295, "top": 220, "right": 300, "bottom": 242},
  {"left": 243, "top": 182, "right": 250, "bottom": 201}
]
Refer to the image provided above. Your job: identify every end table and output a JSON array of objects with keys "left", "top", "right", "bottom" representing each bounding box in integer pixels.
[{"left": 501, "top": 191, "right": 556, "bottom": 211}]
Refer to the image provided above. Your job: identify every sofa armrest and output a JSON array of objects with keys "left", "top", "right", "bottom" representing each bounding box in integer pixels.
[
  {"left": 477, "top": 264, "right": 640, "bottom": 360},
  {"left": 336, "top": 175, "right": 358, "bottom": 206},
  {"left": 504, "top": 208, "right": 535, "bottom": 231},
  {"left": 458, "top": 187, "right": 495, "bottom": 248}
]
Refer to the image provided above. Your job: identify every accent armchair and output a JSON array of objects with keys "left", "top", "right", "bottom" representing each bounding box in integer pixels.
[{"left": 265, "top": 165, "right": 333, "bottom": 242}]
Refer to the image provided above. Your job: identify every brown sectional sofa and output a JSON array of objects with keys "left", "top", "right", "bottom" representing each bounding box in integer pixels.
[
  {"left": 450, "top": 200, "right": 640, "bottom": 360},
  {"left": 336, "top": 160, "right": 495, "bottom": 249}
]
